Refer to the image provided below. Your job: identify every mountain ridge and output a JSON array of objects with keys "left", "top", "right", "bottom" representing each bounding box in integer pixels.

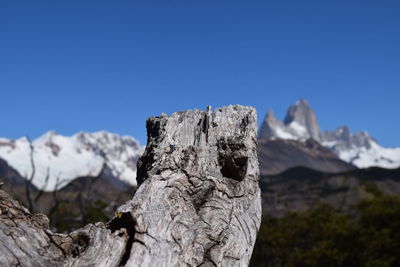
[
  {"left": 259, "top": 99, "right": 400, "bottom": 169},
  {"left": 260, "top": 165, "right": 400, "bottom": 217},
  {"left": 0, "top": 131, "right": 144, "bottom": 190},
  {"left": 258, "top": 138, "right": 356, "bottom": 175}
]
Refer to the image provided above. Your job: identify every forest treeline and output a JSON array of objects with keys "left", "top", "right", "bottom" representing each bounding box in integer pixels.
[{"left": 250, "top": 184, "right": 400, "bottom": 267}]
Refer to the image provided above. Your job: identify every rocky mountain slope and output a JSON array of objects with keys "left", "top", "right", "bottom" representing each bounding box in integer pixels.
[
  {"left": 0, "top": 158, "right": 38, "bottom": 199},
  {"left": 259, "top": 99, "right": 400, "bottom": 169},
  {"left": 0, "top": 131, "right": 144, "bottom": 190},
  {"left": 322, "top": 126, "right": 400, "bottom": 169},
  {"left": 258, "top": 138, "right": 356, "bottom": 175},
  {"left": 260, "top": 166, "right": 400, "bottom": 217}
]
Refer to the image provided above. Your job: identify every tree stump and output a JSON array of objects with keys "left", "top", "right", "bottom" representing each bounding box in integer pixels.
[{"left": 0, "top": 105, "right": 261, "bottom": 267}]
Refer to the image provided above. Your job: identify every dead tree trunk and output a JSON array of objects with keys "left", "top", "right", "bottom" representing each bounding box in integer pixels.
[{"left": 0, "top": 105, "right": 261, "bottom": 267}]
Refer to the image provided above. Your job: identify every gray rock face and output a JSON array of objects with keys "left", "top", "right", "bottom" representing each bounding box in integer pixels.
[
  {"left": 283, "top": 99, "right": 321, "bottom": 141},
  {"left": 258, "top": 110, "right": 285, "bottom": 140},
  {"left": 0, "top": 105, "right": 261, "bottom": 267},
  {"left": 322, "top": 126, "right": 374, "bottom": 152},
  {"left": 259, "top": 99, "right": 321, "bottom": 141}
]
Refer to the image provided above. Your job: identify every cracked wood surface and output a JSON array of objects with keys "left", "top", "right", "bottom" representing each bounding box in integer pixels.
[
  {"left": 0, "top": 189, "right": 128, "bottom": 267},
  {"left": 119, "top": 105, "right": 261, "bottom": 266},
  {"left": 0, "top": 105, "right": 261, "bottom": 267}
]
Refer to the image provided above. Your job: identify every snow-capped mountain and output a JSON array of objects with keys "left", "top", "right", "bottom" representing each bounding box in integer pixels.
[
  {"left": 259, "top": 99, "right": 400, "bottom": 169},
  {"left": 259, "top": 99, "right": 321, "bottom": 141},
  {"left": 0, "top": 131, "right": 144, "bottom": 191},
  {"left": 322, "top": 127, "right": 400, "bottom": 169}
]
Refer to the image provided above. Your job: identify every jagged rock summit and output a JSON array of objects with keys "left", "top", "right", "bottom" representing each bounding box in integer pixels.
[
  {"left": 259, "top": 99, "right": 321, "bottom": 141},
  {"left": 259, "top": 99, "right": 400, "bottom": 169},
  {"left": 0, "top": 105, "right": 261, "bottom": 267},
  {"left": 284, "top": 99, "right": 322, "bottom": 141}
]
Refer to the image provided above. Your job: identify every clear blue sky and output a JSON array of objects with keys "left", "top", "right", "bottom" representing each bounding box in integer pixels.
[{"left": 1, "top": 0, "right": 399, "bottom": 147}]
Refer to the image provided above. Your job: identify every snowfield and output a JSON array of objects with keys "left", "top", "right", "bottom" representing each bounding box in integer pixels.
[{"left": 0, "top": 131, "right": 144, "bottom": 191}]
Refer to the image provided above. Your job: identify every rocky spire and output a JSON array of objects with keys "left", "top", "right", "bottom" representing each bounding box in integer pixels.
[
  {"left": 283, "top": 99, "right": 321, "bottom": 141},
  {"left": 259, "top": 110, "right": 284, "bottom": 139},
  {"left": 258, "top": 99, "right": 322, "bottom": 141}
]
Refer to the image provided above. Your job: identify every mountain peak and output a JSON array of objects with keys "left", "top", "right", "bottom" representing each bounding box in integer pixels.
[
  {"left": 259, "top": 100, "right": 400, "bottom": 170},
  {"left": 284, "top": 99, "right": 313, "bottom": 124},
  {"left": 39, "top": 130, "right": 58, "bottom": 139},
  {"left": 295, "top": 98, "right": 310, "bottom": 107},
  {"left": 266, "top": 109, "right": 276, "bottom": 121},
  {"left": 283, "top": 99, "right": 321, "bottom": 141},
  {"left": 258, "top": 109, "right": 285, "bottom": 139},
  {"left": 259, "top": 99, "right": 321, "bottom": 141},
  {"left": 258, "top": 99, "right": 322, "bottom": 141},
  {"left": 33, "top": 130, "right": 59, "bottom": 145},
  {"left": 0, "top": 131, "right": 145, "bottom": 190}
]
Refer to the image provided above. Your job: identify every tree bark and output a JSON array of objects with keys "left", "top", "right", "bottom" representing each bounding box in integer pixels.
[{"left": 0, "top": 105, "right": 261, "bottom": 267}]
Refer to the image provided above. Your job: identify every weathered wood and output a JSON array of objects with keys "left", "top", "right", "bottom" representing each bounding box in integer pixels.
[
  {"left": 0, "top": 105, "right": 261, "bottom": 267},
  {"left": 0, "top": 189, "right": 128, "bottom": 267}
]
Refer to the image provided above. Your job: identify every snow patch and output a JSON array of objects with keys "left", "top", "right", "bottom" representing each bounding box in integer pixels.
[{"left": 274, "top": 127, "right": 297, "bottom": 140}]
